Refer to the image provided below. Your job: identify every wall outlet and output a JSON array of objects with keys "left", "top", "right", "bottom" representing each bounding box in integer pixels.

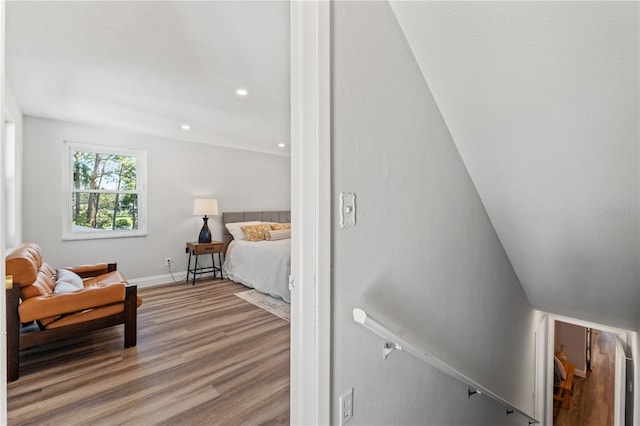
[
  {"left": 339, "top": 388, "right": 353, "bottom": 425},
  {"left": 165, "top": 257, "right": 172, "bottom": 267}
]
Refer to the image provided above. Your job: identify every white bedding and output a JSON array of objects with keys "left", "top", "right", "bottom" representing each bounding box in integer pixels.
[{"left": 222, "top": 239, "right": 291, "bottom": 303}]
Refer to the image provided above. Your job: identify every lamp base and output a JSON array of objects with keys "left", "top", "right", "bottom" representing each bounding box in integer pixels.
[{"left": 198, "top": 216, "right": 212, "bottom": 243}]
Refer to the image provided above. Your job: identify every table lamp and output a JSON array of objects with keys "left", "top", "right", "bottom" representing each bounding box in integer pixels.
[{"left": 193, "top": 198, "right": 218, "bottom": 243}]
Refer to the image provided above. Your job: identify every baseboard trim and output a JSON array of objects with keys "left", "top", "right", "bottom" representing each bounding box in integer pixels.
[
  {"left": 128, "top": 270, "right": 227, "bottom": 288},
  {"left": 128, "top": 271, "right": 188, "bottom": 288},
  {"left": 575, "top": 368, "right": 587, "bottom": 378}
]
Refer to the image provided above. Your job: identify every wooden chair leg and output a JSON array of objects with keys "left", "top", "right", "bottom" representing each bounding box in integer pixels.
[
  {"left": 6, "top": 284, "right": 21, "bottom": 382},
  {"left": 564, "top": 390, "right": 571, "bottom": 409},
  {"left": 124, "top": 285, "right": 137, "bottom": 348}
]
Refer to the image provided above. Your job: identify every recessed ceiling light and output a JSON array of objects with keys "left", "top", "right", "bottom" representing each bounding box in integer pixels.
[
  {"left": 236, "top": 88, "right": 248, "bottom": 97},
  {"left": 181, "top": 124, "right": 191, "bottom": 131},
  {"left": 278, "top": 143, "right": 286, "bottom": 148}
]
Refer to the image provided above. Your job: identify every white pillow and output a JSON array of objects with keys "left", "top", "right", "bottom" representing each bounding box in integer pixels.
[
  {"left": 554, "top": 355, "right": 567, "bottom": 381},
  {"left": 266, "top": 229, "right": 291, "bottom": 241},
  {"left": 225, "top": 221, "right": 260, "bottom": 241},
  {"left": 56, "top": 268, "right": 84, "bottom": 290},
  {"left": 54, "top": 281, "right": 82, "bottom": 294}
]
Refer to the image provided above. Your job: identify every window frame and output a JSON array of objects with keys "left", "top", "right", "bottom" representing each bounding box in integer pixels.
[{"left": 62, "top": 141, "right": 147, "bottom": 240}]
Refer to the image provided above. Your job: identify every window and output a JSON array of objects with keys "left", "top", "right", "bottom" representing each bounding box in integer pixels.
[{"left": 63, "top": 141, "right": 146, "bottom": 240}]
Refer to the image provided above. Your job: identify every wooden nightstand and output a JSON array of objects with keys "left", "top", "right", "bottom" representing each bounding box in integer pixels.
[{"left": 185, "top": 241, "right": 224, "bottom": 285}]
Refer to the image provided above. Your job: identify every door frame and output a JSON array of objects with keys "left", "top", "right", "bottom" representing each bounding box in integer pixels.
[
  {"left": 546, "top": 314, "right": 632, "bottom": 426},
  {"left": 534, "top": 314, "right": 549, "bottom": 422},
  {"left": 290, "top": 1, "right": 332, "bottom": 424},
  {"left": 614, "top": 337, "right": 628, "bottom": 426},
  {"left": 1, "top": 0, "right": 8, "bottom": 423}
]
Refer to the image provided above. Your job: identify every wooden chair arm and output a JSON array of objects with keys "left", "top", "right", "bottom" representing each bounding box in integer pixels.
[{"left": 63, "top": 263, "right": 117, "bottom": 278}]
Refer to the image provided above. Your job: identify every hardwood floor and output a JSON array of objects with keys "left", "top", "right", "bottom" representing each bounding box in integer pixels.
[
  {"left": 7, "top": 279, "right": 290, "bottom": 426},
  {"left": 554, "top": 330, "right": 615, "bottom": 426}
]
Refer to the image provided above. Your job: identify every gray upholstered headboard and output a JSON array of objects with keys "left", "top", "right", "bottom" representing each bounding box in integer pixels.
[{"left": 222, "top": 211, "right": 291, "bottom": 251}]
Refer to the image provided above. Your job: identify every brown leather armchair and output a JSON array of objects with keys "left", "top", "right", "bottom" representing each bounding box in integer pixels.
[{"left": 5, "top": 243, "right": 142, "bottom": 381}]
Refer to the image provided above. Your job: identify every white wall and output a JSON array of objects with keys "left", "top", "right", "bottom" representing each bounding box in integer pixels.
[
  {"left": 3, "top": 80, "right": 22, "bottom": 249},
  {"left": 21, "top": 116, "right": 290, "bottom": 281},
  {"left": 554, "top": 321, "right": 587, "bottom": 377},
  {"left": 331, "top": 2, "right": 540, "bottom": 424}
]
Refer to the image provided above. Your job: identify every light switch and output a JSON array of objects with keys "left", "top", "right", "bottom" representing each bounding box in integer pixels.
[{"left": 340, "top": 192, "right": 356, "bottom": 228}]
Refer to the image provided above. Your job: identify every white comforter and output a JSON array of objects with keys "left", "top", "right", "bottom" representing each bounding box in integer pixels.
[{"left": 222, "top": 239, "right": 291, "bottom": 303}]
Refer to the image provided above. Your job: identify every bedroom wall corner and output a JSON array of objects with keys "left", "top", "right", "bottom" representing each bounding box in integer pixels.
[{"left": 21, "top": 116, "right": 290, "bottom": 281}]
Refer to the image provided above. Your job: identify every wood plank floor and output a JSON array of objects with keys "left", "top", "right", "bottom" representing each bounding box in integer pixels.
[
  {"left": 7, "top": 279, "right": 290, "bottom": 426},
  {"left": 554, "top": 330, "right": 615, "bottom": 426}
]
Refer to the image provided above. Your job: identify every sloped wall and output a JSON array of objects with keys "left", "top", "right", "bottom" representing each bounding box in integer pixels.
[
  {"left": 331, "top": 2, "right": 541, "bottom": 424},
  {"left": 391, "top": 1, "right": 640, "bottom": 331}
]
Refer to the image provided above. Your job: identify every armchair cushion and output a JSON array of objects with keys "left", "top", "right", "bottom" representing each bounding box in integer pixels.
[
  {"left": 46, "top": 303, "right": 125, "bottom": 329},
  {"left": 82, "top": 270, "right": 127, "bottom": 287},
  {"left": 53, "top": 281, "right": 81, "bottom": 295},
  {"left": 6, "top": 243, "right": 133, "bottom": 325},
  {"left": 19, "top": 281, "right": 126, "bottom": 323},
  {"left": 20, "top": 269, "right": 56, "bottom": 299},
  {"left": 5, "top": 243, "right": 43, "bottom": 286}
]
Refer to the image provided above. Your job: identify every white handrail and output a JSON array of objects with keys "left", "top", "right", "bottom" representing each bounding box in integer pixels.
[{"left": 353, "top": 308, "right": 539, "bottom": 424}]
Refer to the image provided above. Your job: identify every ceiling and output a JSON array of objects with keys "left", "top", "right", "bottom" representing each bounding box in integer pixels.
[
  {"left": 391, "top": 1, "right": 639, "bottom": 330},
  {"left": 6, "top": 1, "right": 639, "bottom": 329},
  {"left": 6, "top": 1, "right": 290, "bottom": 156}
]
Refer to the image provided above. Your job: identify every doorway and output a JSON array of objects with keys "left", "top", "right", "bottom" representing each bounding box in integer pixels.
[
  {"left": 553, "top": 323, "right": 616, "bottom": 425},
  {"left": 548, "top": 316, "right": 631, "bottom": 426},
  {"left": 0, "top": 2, "right": 329, "bottom": 424},
  {"left": 0, "top": 3, "right": 322, "bottom": 423}
]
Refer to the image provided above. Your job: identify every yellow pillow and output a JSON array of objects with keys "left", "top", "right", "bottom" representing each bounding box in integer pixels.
[
  {"left": 270, "top": 223, "right": 291, "bottom": 230},
  {"left": 241, "top": 223, "right": 272, "bottom": 241}
]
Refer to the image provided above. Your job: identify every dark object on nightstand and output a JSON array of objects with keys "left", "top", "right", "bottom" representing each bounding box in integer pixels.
[{"left": 198, "top": 216, "right": 212, "bottom": 243}]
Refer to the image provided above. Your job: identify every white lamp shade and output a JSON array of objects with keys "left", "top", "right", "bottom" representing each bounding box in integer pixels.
[{"left": 193, "top": 199, "right": 219, "bottom": 216}]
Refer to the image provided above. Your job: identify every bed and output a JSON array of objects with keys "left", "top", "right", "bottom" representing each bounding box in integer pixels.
[{"left": 222, "top": 211, "right": 291, "bottom": 303}]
